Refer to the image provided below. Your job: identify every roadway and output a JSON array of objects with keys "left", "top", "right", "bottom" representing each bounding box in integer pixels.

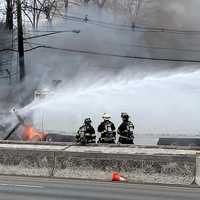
[{"left": 0, "top": 176, "right": 199, "bottom": 200}]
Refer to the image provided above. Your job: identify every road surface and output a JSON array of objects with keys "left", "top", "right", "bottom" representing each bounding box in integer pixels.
[{"left": 0, "top": 176, "right": 199, "bottom": 200}]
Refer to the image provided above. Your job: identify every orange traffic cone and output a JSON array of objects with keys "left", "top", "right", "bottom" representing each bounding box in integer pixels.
[{"left": 112, "top": 172, "right": 128, "bottom": 183}]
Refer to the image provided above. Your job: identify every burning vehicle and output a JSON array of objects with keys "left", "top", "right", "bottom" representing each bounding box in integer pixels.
[
  {"left": 13, "top": 109, "right": 48, "bottom": 142},
  {"left": 0, "top": 82, "right": 75, "bottom": 143},
  {"left": 1, "top": 108, "right": 48, "bottom": 142},
  {"left": 1, "top": 109, "right": 75, "bottom": 143}
]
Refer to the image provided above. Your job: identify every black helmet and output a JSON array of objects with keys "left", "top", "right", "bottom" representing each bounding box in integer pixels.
[
  {"left": 84, "top": 118, "right": 92, "bottom": 124},
  {"left": 121, "top": 112, "right": 129, "bottom": 119}
]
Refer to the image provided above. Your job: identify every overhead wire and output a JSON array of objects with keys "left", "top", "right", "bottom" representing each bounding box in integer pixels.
[
  {"left": 2, "top": 8, "right": 200, "bottom": 64},
  {"left": 23, "top": 29, "right": 80, "bottom": 40},
  {"left": 23, "top": 41, "right": 200, "bottom": 63},
  {"left": 24, "top": 38, "right": 200, "bottom": 54},
  {"left": 101, "top": 40, "right": 200, "bottom": 53},
  {"left": 0, "top": 48, "right": 18, "bottom": 52},
  {"left": 54, "top": 13, "right": 200, "bottom": 35},
  {"left": 2, "top": 2, "right": 200, "bottom": 35}
]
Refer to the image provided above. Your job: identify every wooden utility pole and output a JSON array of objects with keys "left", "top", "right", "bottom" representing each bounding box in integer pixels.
[
  {"left": 6, "top": 0, "right": 13, "bottom": 30},
  {"left": 17, "top": 0, "right": 25, "bottom": 81}
]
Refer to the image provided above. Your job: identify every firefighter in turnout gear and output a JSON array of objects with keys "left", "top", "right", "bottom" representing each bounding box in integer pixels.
[
  {"left": 76, "top": 118, "right": 96, "bottom": 144},
  {"left": 117, "top": 113, "right": 135, "bottom": 144},
  {"left": 98, "top": 113, "right": 116, "bottom": 144}
]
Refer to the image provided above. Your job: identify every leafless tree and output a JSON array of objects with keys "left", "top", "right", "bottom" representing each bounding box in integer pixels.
[
  {"left": 43, "top": 0, "right": 58, "bottom": 24},
  {"left": 5, "top": 0, "right": 14, "bottom": 30},
  {"left": 81, "top": 0, "right": 106, "bottom": 8},
  {"left": 128, "top": 0, "right": 142, "bottom": 27},
  {"left": 96, "top": 0, "right": 106, "bottom": 8},
  {"left": 20, "top": 0, "right": 58, "bottom": 29}
]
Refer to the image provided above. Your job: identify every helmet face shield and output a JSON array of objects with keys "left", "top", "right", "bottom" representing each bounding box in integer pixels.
[{"left": 103, "top": 118, "right": 110, "bottom": 121}]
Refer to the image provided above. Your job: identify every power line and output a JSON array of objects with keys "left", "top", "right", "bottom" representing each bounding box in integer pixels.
[
  {"left": 102, "top": 41, "right": 200, "bottom": 53},
  {"left": 55, "top": 13, "right": 200, "bottom": 35},
  {"left": 24, "top": 30, "right": 80, "bottom": 40},
  {"left": 24, "top": 42, "right": 200, "bottom": 63},
  {"left": 24, "top": 45, "right": 44, "bottom": 52},
  {"left": 4, "top": 39, "right": 200, "bottom": 55},
  {"left": 2, "top": 3, "right": 200, "bottom": 35},
  {"left": 2, "top": 44, "right": 200, "bottom": 63},
  {"left": 25, "top": 29, "right": 200, "bottom": 53},
  {"left": 0, "top": 48, "right": 18, "bottom": 52},
  {"left": 25, "top": 39, "right": 200, "bottom": 54},
  {"left": 27, "top": 30, "right": 77, "bottom": 33}
]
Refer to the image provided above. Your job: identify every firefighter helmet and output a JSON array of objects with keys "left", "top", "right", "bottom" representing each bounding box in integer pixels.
[
  {"left": 121, "top": 112, "right": 129, "bottom": 119},
  {"left": 84, "top": 118, "right": 92, "bottom": 124},
  {"left": 102, "top": 113, "right": 111, "bottom": 120}
]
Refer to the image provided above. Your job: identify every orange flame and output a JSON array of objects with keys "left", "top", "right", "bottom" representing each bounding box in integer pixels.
[{"left": 23, "top": 126, "right": 48, "bottom": 142}]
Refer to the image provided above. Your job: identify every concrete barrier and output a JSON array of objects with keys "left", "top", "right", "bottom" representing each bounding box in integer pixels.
[
  {"left": 0, "top": 148, "right": 55, "bottom": 177},
  {"left": 0, "top": 143, "right": 198, "bottom": 186},
  {"left": 195, "top": 154, "right": 200, "bottom": 186},
  {"left": 54, "top": 152, "right": 195, "bottom": 185},
  {"left": 158, "top": 138, "right": 200, "bottom": 146}
]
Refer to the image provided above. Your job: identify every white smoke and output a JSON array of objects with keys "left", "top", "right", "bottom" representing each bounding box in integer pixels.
[{"left": 19, "top": 68, "right": 200, "bottom": 136}]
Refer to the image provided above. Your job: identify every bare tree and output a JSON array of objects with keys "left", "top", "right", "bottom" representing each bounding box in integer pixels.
[
  {"left": 128, "top": 0, "right": 142, "bottom": 27},
  {"left": 64, "top": 0, "right": 69, "bottom": 9},
  {"left": 43, "top": 0, "right": 58, "bottom": 25},
  {"left": 96, "top": 0, "right": 106, "bottom": 8},
  {"left": 20, "top": 0, "right": 58, "bottom": 29},
  {"left": 6, "top": 0, "right": 14, "bottom": 30},
  {"left": 82, "top": 0, "right": 106, "bottom": 8}
]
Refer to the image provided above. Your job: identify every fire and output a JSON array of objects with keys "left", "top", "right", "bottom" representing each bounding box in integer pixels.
[
  {"left": 23, "top": 126, "right": 48, "bottom": 142},
  {"left": 11, "top": 109, "right": 48, "bottom": 142}
]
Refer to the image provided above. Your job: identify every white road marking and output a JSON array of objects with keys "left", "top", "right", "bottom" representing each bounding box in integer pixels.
[
  {"left": 0, "top": 183, "right": 43, "bottom": 189},
  {"left": 15, "top": 184, "right": 43, "bottom": 188},
  {"left": 0, "top": 183, "right": 10, "bottom": 186}
]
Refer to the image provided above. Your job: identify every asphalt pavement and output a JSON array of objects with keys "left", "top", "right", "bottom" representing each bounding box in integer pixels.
[{"left": 0, "top": 176, "right": 199, "bottom": 200}]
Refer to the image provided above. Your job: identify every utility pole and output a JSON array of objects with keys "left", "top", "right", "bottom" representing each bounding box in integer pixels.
[{"left": 17, "top": 0, "right": 25, "bottom": 81}]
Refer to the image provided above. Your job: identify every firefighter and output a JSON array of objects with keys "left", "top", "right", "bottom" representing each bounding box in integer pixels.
[
  {"left": 98, "top": 113, "right": 116, "bottom": 144},
  {"left": 117, "top": 113, "right": 135, "bottom": 144},
  {"left": 76, "top": 118, "right": 96, "bottom": 144}
]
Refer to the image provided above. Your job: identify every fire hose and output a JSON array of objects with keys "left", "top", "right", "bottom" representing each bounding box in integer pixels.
[
  {"left": 3, "top": 122, "right": 21, "bottom": 140},
  {"left": 3, "top": 109, "right": 22, "bottom": 140}
]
